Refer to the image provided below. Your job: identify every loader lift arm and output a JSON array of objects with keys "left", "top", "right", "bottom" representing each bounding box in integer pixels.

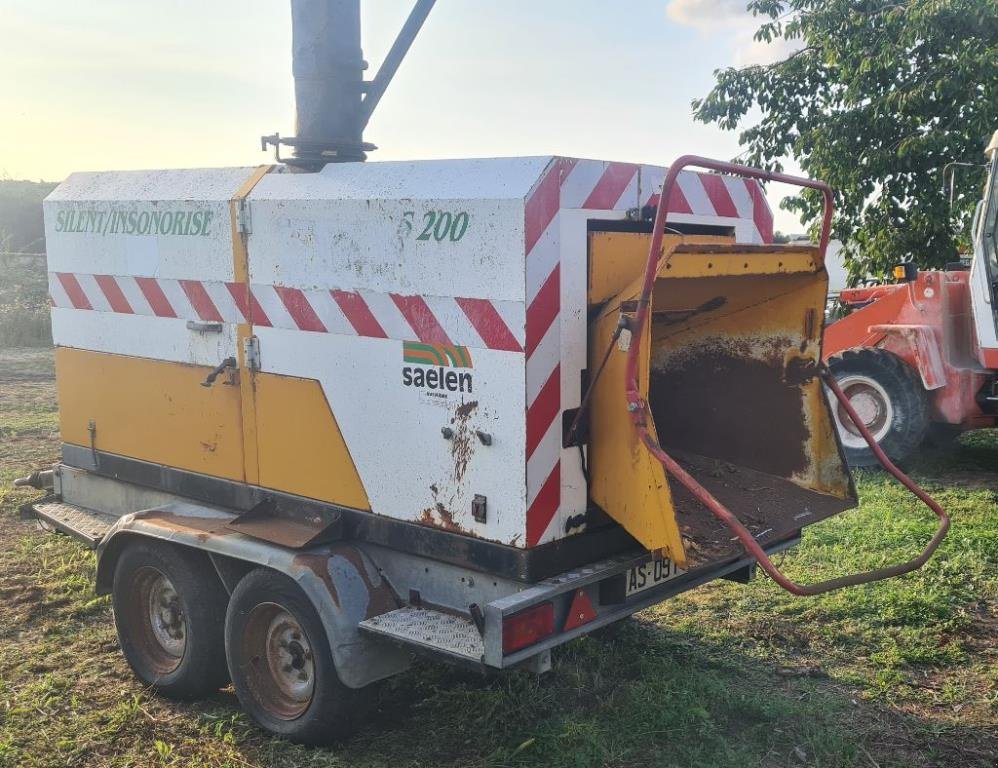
[{"left": 625, "top": 156, "right": 949, "bottom": 596}]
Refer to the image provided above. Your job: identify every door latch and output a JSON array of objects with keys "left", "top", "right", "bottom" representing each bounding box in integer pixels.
[{"left": 201, "top": 357, "right": 238, "bottom": 387}]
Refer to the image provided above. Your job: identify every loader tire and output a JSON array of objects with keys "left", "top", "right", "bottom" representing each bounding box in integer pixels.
[
  {"left": 827, "top": 348, "right": 930, "bottom": 468},
  {"left": 225, "top": 568, "right": 371, "bottom": 745},
  {"left": 112, "top": 540, "right": 230, "bottom": 699}
]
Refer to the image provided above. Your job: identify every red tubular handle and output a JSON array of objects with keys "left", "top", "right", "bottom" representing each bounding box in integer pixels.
[
  {"left": 624, "top": 156, "right": 948, "bottom": 596},
  {"left": 624, "top": 155, "right": 833, "bottom": 413}
]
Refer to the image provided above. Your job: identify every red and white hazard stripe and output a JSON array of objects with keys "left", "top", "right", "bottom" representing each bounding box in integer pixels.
[
  {"left": 524, "top": 158, "right": 575, "bottom": 547},
  {"left": 640, "top": 165, "right": 774, "bottom": 243},
  {"left": 48, "top": 272, "right": 524, "bottom": 353},
  {"left": 523, "top": 159, "right": 774, "bottom": 546}
]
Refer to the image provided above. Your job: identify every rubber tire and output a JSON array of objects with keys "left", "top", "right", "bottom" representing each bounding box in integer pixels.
[
  {"left": 225, "top": 568, "right": 369, "bottom": 745},
  {"left": 112, "top": 539, "right": 230, "bottom": 699},
  {"left": 827, "top": 348, "right": 931, "bottom": 468}
]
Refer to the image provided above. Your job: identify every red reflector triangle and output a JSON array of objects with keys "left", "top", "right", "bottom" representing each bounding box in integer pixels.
[{"left": 563, "top": 588, "right": 597, "bottom": 631}]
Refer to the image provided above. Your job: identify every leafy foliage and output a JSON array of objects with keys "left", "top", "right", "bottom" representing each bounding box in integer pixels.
[
  {"left": 0, "top": 180, "right": 56, "bottom": 253},
  {"left": 0, "top": 181, "right": 54, "bottom": 347},
  {"left": 0, "top": 255, "right": 50, "bottom": 347},
  {"left": 694, "top": 0, "right": 998, "bottom": 281}
]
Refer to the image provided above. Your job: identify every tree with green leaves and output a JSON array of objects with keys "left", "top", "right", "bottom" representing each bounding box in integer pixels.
[{"left": 694, "top": 0, "right": 998, "bottom": 282}]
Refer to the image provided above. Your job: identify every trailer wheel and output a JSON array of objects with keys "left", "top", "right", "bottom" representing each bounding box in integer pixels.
[
  {"left": 112, "top": 540, "right": 229, "bottom": 699},
  {"left": 827, "top": 349, "right": 930, "bottom": 467},
  {"left": 225, "top": 568, "right": 369, "bottom": 745}
]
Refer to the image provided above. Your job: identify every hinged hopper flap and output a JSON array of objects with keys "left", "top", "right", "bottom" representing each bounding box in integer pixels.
[
  {"left": 587, "top": 236, "right": 857, "bottom": 569},
  {"left": 587, "top": 307, "right": 686, "bottom": 565}
]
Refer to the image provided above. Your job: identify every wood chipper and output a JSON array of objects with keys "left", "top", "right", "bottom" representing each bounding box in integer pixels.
[{"left": 16, "top": 0, "right": 948, "bottom": 745}]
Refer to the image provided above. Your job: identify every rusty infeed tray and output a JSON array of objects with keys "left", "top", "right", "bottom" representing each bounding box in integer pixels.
[{"left": 666, "top": 451, "right": 855, "bottom": 568}]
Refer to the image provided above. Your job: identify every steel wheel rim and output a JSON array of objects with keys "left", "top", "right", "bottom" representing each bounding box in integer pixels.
[
  {"left": 242, "top": 602, "right": 315, "bottom": 720},
  {"left": 131, "top": 566, "right": 186, "bottom": 674},
  {"left": 832, "top": 374, "right": 894, "bottom": 449}
]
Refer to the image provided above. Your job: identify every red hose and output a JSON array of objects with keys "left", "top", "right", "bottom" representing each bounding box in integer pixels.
[{"left": 625, "top": 156, "right": 948, "bottom": 596}]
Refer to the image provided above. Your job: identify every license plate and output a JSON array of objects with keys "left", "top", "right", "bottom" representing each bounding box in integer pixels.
[{"left": 625, "top": 557, "right": 684, "bottom": 597}]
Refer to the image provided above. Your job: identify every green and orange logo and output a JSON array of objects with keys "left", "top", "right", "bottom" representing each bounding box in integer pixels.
[
  {"left": 403, "top": 342, "right": 473, "bottom": 368},
  {"left": 402, "top": 342, "right": 474, "bottom": 394}
]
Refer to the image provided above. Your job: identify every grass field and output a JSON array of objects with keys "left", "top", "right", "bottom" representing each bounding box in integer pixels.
[{"left": 1, "top": 346, "right": 995, "bottom": 768}]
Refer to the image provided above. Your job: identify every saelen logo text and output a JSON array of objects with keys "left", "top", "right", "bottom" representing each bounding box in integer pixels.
[{"left": 402, "top": 342, "right": 473, "bottom": 393}]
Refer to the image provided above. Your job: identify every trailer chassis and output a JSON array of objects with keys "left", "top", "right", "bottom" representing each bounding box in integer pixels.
[{"left": 26, "top": 461, "right": 797, "bottom": 688}]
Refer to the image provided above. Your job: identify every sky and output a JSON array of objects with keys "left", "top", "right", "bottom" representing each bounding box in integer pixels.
[{"left": 0, "top": 0, "right": 805, "bottom": 231}]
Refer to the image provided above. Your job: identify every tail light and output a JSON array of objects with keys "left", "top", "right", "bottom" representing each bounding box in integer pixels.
[{"left": 502, "top": 603, "right": 554, "bottom": 654}]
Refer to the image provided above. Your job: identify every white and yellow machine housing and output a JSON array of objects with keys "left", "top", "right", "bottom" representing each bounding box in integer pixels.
[{"left": 45, "top": 156, "right": 849, "bottom": 569}]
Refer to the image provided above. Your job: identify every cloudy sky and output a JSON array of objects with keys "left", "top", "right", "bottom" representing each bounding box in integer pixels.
[{"left": 0, "top": 0, "right": 804, "bottom": 230}]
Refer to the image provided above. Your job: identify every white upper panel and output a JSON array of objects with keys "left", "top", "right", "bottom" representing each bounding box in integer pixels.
[
  {"left": 44, "top": 167, "right": 257, "bottom": 282},
  {"left": 46, "top": 167, "right": 259, "bottom": 202},
  {"left": 251, "top": 157, "right": 554, "bottom": 202},
  {"left": 246, "top": 158, "right": 555, "bottom": 303}
]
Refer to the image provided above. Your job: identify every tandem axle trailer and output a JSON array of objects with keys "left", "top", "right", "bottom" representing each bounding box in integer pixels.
[{"left": 16, "top": 0, "right": 948, "bottom": 744}]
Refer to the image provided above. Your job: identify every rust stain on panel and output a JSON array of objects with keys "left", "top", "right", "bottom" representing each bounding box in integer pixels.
[
  {"left": 132, "top": 509, "right": 231, "bottom": 543},
  {"left": 449, "top": 399, "right": 478, "bottom": 486},
  {"left": 291, "top": 553, "right": 341, "bottom": 608},
  {"left": 419, "top": 502, "right": 479, "bottom": 537},
  {"left": 419, "top": 399, "right": 483, "bottom": 535}
]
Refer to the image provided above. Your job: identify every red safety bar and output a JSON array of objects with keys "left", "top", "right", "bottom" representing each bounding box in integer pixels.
[{"left": 623, "top": 156, "right": 949, "bottom": 596}]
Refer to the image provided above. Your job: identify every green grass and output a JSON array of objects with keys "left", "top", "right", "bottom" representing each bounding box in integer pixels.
[
  {"left": 0, "top": 180, "right": 56, "bottom": 254},
  {"left": 0, "top": 255, "right": 50, "bottom": 348},
  {"left": 0, "top": 179, "right": 55, "bottom": 347},
  {"left": 0, "top": 347, "right": 995, "bottom": 767}
]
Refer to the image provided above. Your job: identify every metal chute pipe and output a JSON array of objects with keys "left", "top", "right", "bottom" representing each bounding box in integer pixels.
[
  {"left": 283, "top": 0, "right": 435, "bottom": 167},
  {"left": 290, "top": 0, "right": 368, "bottom": 165}
]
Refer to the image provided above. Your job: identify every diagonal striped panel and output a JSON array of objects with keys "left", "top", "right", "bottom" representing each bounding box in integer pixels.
[
  {"left": 523, "top": 159, "right": 776, "bottom": 547},
  {"left": 455, "top": 298, "right": 523, "bottom": 353},
  {"left": 136, "top": 277, "right": 178, "bottom": 318},
  {"left": 582, "top": 162, "right": 640, "bottom": 210},
  {"left": 56, "top": 273, "right": 92, "bottom": 310},
  {"left": 524, "top": 158, "right": 575, "bottom": 546},
  {"left": 93, "top": 274, "right": 133, "bottom": 314},
  {"left": 331, "top": 289, "right": 388, "bottom": 338},
  {"left": 640, "top": 166, "right": 774, "bottom": 243},
  {"left": 391, "top": 294, "right": 452, "bottom": 345},
  {"left": 46, "top": 272, "right": 525, "bottom": 353},
  {"left": 275, "top": 286, "right": 327, "bottom": 333}
]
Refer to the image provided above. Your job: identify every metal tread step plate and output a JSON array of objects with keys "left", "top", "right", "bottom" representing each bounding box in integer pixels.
[
  {"left": 359, "top": 606, "right": 484, "bottom": 663},
  {"left": 31, "top": 500, "right": 119, "bottom": 548}
]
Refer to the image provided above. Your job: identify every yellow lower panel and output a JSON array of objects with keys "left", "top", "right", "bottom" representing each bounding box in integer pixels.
[
  {"left": 253, "top": 373, "right": 370, "bottom": 510},
  {"left": 56, "top": 349, "right": 371, "bottom": 511},
  {"left": 56, "top": 348, "right": 247, "bottom": 481}
]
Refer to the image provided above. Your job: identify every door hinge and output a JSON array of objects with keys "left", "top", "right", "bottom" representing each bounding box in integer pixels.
[
  {"left": 237, "top": 199, "right": 253, "bottom": 235},
  {"left": 242, "top": 335, "right": 261, "bottom": 371}
]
